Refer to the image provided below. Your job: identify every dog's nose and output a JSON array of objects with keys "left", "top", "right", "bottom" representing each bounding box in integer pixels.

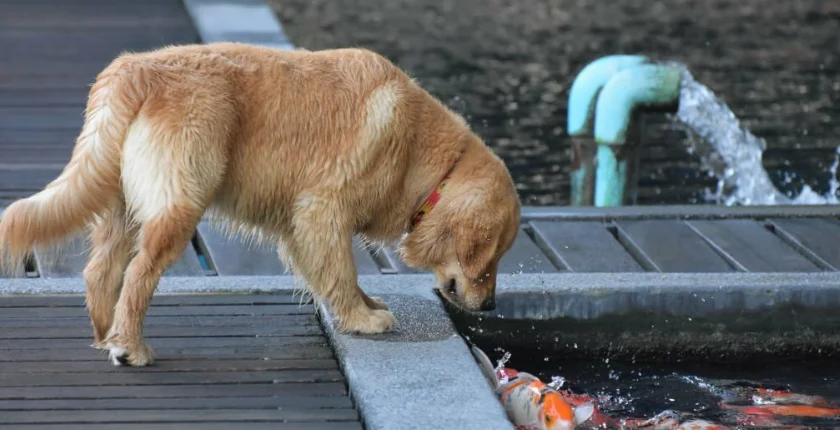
[{"left": 480, "top": 297, "right": 496, "bottom": 311}]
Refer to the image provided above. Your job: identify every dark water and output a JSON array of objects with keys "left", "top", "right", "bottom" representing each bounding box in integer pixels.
[{"left": 499, "top": 352, "right": 840, "bottom": 428}]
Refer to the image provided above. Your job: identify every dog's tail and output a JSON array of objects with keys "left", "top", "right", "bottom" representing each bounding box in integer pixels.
[{"left": 0, "top": 59, "right": 147, "bottom": 275}]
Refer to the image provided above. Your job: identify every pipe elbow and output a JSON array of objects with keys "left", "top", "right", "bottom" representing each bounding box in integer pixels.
[
  {"left": 566, "top": 55, "right": 649, "bottom": 136},
  {"left": 593, "top": 64, "right": 681, "bottom": 145}
]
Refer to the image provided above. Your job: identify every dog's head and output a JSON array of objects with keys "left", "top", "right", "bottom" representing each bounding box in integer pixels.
[{"left": 399, "top": 146, "right": 521, "bottom": 312}]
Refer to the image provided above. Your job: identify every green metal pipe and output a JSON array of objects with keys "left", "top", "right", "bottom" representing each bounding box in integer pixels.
[
  {"left": 593, "top": 64, "right": 681, "bottom": 207},
  {"left": 566, "top": 55, "right": 649, "bottom": 206}
]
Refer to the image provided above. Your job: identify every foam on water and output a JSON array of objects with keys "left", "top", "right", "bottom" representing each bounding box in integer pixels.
[{"left": 672, "top": 65, "right": 840, "bottom": 206}]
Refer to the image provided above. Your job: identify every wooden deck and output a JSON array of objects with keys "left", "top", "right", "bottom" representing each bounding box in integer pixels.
[
  {"left": 0, "top": 292, "right": 362, "bottom": 430},
  {"left": 2, "top": 211, "right": 839, "bottom": 277},
  {"left": 0, "top": 0, "right": 200, "bottom": 207}
]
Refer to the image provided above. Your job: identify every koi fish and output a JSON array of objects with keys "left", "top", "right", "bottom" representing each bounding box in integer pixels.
[
  {"left": 497, "top": 371, "right": 593, "bottom": 430},
  {"left": 721, "top": 403, "right": 840, "bottom": 418},
  {"left": 749, "top": 387, "right": 835, "bottom": 408},
  {"left": 619, "top": 410, "right": 731, "bottom": 430},
  {"left": 472, "top": 346, "right": 594, "bottom": 430},
  {"left": 553, "top": 390, "right": 618, "bottom": 428}
]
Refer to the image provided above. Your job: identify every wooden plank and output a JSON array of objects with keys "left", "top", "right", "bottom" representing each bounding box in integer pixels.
[
  {"left": 0, "top": 345, "right": 335, "bottom": 362},
  {"left": 0, "top": 147, "right": 72, "bottom": 163},
  {"left": 0, "top": 327, "right": 328, "bottom": 350},
  {"left": 0, "top": 304, "right": 314, "bottom": 318},
  {"left": 0, "top": 408, "right": 359, "bottom": 423},
  {"left": 0, "top": 382, "right": 348, "bottom": 399},
  {"left": 0, "top": 15, "right": 191, "bottom": 30},
  {"left": 1, "top": 358, "right": 337, "bottom": 373},
  {"left": 0, "top": 2, "right": 197, "bottom": 27},
  {"left": 0, "top": 369, "right": 344, "bottom": 387},
  {"left": 3, "top": 336, "right": 326, "bottom": 351},
  {"left": 613, "top": 220, "right": 734, "bottom": 272},
  {"left": 0, "top": 108, "right": 86, "bottom": 130},
  {"left": 686, "top": 219, "right": 820, "bottom": 272},
  {"left": 529, "top": 221, "right": 643, "bottom": 272},
  {"left": 0, "top": 424, "right": 363, "bottom": 430},
  {"left": 0, "top": 28, "right": 199, "bottom": 54},
  {"left": 196, "top": 222, "right": 287, "bottom": 276},
  {"left": 0, "top": 324, "right": 322, "bottom": 339},
  {"left": 0, "top": 165, "right": 62, "bottom": 190},
  {"left": 498, "top": 227, "right": 558, "bottom": 273},
  {"left": 33, "top": 236, "right": 206, "bottom": 277},
  {"left": 0, "top": 395, "right": 353, "bottom": 410},
  {"left": 197, "top": 222, "right": 381, "bottom": 275},
  {"left": 0, "top": 75, "right": 95, "bottom": 90},
  {"left": 768, "top": 218, "right": 840, "bottom": 270},
  {"left": 0, "top": 89, "right": 88, "bottom": 107},
  {"left": 0, "top": 314, "right": 318, "bottom": 329},
  {"left": 0, "top": 129, "right": 79, "bottom": 144},
  {"left": 0, "top": 293, "right": 310, "bottom": 307}
]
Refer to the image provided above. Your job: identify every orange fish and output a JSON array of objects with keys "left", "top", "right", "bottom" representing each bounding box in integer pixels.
[
  {"left": 472, "top": 346, "right": 594, "bottom": 430},
  {"left": 722, "top": 403, "right": 840, "bottom": 418},
  {"left": 496, "top": 371, "right": 594, "bottom": 430},
  {"left": 751, "top": 388, "right": 835, "bottom": 408}
]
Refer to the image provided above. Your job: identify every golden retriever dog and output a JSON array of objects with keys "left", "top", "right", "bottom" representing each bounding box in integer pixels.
[{"left": 0, "top": 42, "right": 521, "bottom": 366}]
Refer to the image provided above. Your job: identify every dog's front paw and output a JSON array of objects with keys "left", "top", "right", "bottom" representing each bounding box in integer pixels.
[
  {"left": 106, "top": 341, "right": 155, "bottom": 367},
  {"left": 339, "top": 308, "right": 396, "bottom": 334}
]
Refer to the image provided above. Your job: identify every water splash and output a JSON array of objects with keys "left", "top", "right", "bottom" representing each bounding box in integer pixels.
[{"left": 672, "top": 65, "right": 840, "bottom": 206}]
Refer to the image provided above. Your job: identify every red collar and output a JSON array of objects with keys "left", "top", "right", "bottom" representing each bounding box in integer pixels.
[{"left": 409, "top": 167, "right": 454, "bottom": 231}]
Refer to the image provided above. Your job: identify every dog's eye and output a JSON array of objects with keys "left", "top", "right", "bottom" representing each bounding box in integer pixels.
[{"left": 446, "top": 279, "right": 457, "bottom": 294}]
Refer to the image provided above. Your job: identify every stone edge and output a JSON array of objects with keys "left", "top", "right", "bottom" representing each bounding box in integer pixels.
[{"left": 176, "top": 1, "right": 513, "bottom": 428}]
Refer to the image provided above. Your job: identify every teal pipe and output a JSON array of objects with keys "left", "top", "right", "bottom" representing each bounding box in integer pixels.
[
  {"left": 594, "top": 145, "right": 626, "bottom": 208},
  {"left": 567, "top": 55, "right": 650, "bottom": 137},
  {"left": 566, "top": 55, "right": 649, "bottom": 206},
  {"left": 592, "top": 63, "right": 681, "bottom": 206},
  {"left": 593, "top": 64, "right": 681, "bottom": 145}
]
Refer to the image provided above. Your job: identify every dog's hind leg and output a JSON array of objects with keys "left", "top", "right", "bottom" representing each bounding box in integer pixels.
[
  {"left": 286, "top": 195, "right": 396, "bottom": 334},
  {"left": 103, "top": 112, "right": 231, "bottom": 367},
  {"left": 104, "top": 206, "right": 208, "bottom": 366},
  {"left": 84, "top": 199, "right": 137, "bottom": 348}
]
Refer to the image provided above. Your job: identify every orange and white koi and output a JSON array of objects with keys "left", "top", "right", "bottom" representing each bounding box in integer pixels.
[{"left": 472, "top": 346, "right": 594, "bottom": 430}]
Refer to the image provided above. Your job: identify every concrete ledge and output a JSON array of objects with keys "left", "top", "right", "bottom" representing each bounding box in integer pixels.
[{"left": 455, "top": 272, "right": 840, "bottom": 361}]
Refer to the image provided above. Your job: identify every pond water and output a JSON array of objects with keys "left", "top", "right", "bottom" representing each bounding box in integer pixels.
[{"left": 495, "top": 351, "right": 840, "bottom": 428}]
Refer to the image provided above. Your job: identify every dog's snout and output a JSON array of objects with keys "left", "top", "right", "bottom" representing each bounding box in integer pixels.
[{"left": 480, "top": 297, "right": 496, "bottom": 311}]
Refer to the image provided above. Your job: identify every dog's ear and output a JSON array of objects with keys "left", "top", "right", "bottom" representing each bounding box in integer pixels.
[{"left": 454, "top": 218, "right": 500, "bottom": 280}]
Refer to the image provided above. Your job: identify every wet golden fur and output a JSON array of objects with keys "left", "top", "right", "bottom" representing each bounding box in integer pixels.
[{"left": 0, "top": 42, "right": 521, "bottom": 366}]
